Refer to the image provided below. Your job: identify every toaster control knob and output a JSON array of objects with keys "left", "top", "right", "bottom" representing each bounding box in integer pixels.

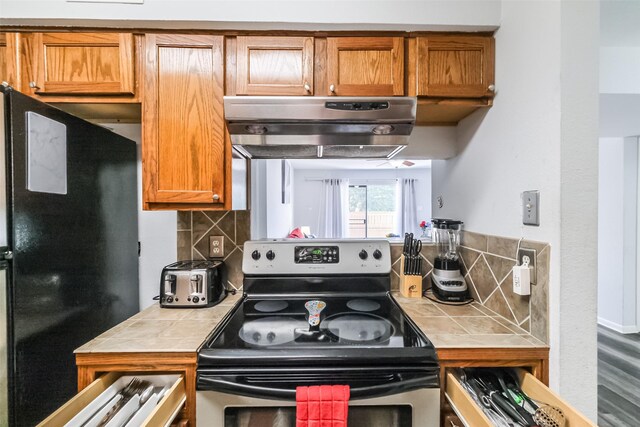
[
  {"left": 251, "top": 250, "right": 261, "bottom": 261},
  {"left": 166, "top": 296, "right": 174, "bottom": 303},
  {"left": 359, "top": 249, "right": 368, "bottom": 260},
  {"left": 373, "top": 249, "right": 382, "bottom": 260},
  {"left": 192, "top": 296, "right": 200, "bottom": 303},
  {"left": 266, "top": 250, "right": 275, "bottom": 261}
]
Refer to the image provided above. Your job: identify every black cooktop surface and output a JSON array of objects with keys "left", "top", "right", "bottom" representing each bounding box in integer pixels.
[{"left": 198, "top": 293, "right": 437, "bottom": 368}]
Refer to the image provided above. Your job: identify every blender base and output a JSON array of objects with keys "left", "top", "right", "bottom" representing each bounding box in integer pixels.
[{"left": 431, "top": 272, "right": 470, "bottom": 302}]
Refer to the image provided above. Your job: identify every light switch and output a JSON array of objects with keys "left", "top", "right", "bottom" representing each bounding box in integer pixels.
[{"left": 522, "top": 191, "right": 540, "bottom": 226}]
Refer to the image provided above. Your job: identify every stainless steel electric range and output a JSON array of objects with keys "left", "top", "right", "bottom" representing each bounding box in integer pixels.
[{"left": 196, "top": 240, "right": 440, "bottom": 427}]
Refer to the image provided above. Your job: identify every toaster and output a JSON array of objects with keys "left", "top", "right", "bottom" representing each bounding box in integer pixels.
[{"left": 160, "top": 260, "right": 227, "bottom": 308}]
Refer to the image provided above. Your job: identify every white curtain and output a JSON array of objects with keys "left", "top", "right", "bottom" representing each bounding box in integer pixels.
[
  {"left": 319, "top": 179, "right": 349, "bottom": 238},
  {"left": 398, "top": 179, "right": 418, "bottom": 236}
]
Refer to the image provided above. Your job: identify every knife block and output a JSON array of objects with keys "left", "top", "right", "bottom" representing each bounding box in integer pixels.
[{"left": 399, "top": 255, "right": 423, "bottom": 298}]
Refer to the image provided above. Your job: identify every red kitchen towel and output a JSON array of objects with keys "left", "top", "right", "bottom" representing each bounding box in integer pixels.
[{"left": 296, "top": 385, "right": 350, "bottom": 427}]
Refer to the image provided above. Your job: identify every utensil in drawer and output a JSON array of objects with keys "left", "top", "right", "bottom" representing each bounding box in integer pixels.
[
  {"left": 96, "top": 378, "right": 150, "bottom": 427},
  {"left": 534, "top": 405, "right": 566, "bottom": 427},
  {"left": 119, "top": 385, "right": 155, "bottom": 427}
]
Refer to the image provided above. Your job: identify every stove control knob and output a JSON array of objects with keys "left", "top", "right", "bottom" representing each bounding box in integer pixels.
[
  {"left": 251, "top": 250, "right": 261, "bottom": 261},
  {"left": 266, "top": 250, "right": 275, "bottom": 261},
  {"left": 373, "top": 249, "right": 382, "bottom": 260},
  {"left": 359, "top": 249, "right": 368, "bottom": 260}
]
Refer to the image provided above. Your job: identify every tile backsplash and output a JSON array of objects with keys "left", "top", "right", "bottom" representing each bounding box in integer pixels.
[
  {"left": 176, "top": 218, "right": 549, "bottom": 343},
  {"left": 390, "top": 231, "right": 549, "bottom": 343},
  {"left": 177, "top": 211, "right": 250, "bottom": 292}
]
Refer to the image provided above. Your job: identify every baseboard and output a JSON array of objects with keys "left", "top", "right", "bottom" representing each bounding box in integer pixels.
[{"left": 598, "top": 317, "right": 640, "bottom": 334}]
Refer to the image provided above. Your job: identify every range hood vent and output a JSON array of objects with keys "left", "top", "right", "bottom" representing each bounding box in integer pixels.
[{"left": 224, "top": 96, "right": 416, "bottom": 159}]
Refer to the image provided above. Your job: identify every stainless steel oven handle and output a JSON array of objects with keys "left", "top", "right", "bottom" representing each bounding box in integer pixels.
[{"left": 197, "top": 375, "right": 434, "bottom": 400}]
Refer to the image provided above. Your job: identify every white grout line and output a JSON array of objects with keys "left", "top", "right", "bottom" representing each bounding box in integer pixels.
[
  {"left": 465, "top": 271, "right": 481, "bottom": 303},
  {"left": 518, "top": 315, "right": 531, "bottom": 327},
  {"left": 482, "top": 282, "right": 501, "bottom": 304},
  {"left": 497, "top": 285, "right": 518, "bottom": 324},
  {"left": 192, "top": 222, "right": 216, "bottom": 249},
  {"left": 193, "top": 247, "right": 207, "bottom": 260},
  {"left": 482, "top": 252, "right": 517, "bottom": 262},
  {"left": 448, "top": 316, "right": 473, "bottom": 334},
  {"left": 484, "top": 254, "right": 501, "bottom": 289}
]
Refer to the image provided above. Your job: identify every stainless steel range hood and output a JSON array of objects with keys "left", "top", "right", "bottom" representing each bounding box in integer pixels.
[{"left": 224, "top": 96, "right": 416, "bottom": 159}]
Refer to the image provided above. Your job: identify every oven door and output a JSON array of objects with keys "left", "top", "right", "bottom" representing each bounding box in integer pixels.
[
  {"left": 196, "top": 367, "right": 440, "bottom": 427},
  {"left": 196, "top": 388, "right": 439, "bottom": 427}
]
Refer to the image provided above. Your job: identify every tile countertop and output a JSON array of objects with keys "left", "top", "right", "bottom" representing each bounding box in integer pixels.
[
  {"left": 392, "top": 293, "right": 548, "bottom": 349},
  {"left": 75, "top": 291, "right": 547, "bottom": 354},
  {"left": 74, "top": 293, "right": 241, "bottom": 353}
]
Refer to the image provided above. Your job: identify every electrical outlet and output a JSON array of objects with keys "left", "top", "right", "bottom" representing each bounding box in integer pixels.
[
  {"left": 209, "top": 236, "right": 225, "bottom": 258},
  {"left": 517, "top": 247, "right": 537, "bottom": 285},
  {"left": 522, "top": 190, "right": 540, "bottom": 226}
]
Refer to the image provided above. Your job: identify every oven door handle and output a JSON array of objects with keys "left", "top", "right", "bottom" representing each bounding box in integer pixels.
[{"left": 197, "top": 374, "right": 434, "bottom": 400}]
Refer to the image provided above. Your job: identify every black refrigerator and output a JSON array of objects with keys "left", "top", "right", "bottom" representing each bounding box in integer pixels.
[{"left": 0, "top": 86, "right": 139, "bottom": 426}]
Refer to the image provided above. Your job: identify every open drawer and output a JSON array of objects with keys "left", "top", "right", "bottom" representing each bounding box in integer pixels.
[
  {"left": 37, "top": 372, "right": 186, "bottom": 427},
  {"left": 445, "top": 368, "right": 596, "bottom": 427}
]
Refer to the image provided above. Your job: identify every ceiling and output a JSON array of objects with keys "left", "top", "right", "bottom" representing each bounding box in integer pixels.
[{"left": 288, "top": 159, "right": 432, "bottom": 170}]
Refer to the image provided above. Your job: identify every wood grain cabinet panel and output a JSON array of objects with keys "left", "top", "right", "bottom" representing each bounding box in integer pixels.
[
  {"left": 236, "top": 36, "right": 314, "bottom": 95},
  {"left": 326, "top": 37, "right": 404, "bottom": 96},
  {"left": 143, "top": 34, "right": 227, "bottom": 208},
  {"left": 417, "top": 36, "right": 495, "bottom": 98},
  {"left": 24, "top": 32, "right": 135, "bottom": 96},
  {"left": 0, "top": 33, "right": 18, "bottom": 87}
]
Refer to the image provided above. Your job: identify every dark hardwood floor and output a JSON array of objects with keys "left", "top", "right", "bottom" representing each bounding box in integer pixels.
[{"left": 598, "top": 325, "right": 640, "bottom": 427}]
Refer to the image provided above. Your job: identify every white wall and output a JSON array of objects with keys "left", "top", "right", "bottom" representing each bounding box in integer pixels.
[
  {"left": 598, "top": 137, "right": 639, "bottom": 333},
  {"left": 598, "top": 138, "right": 625, "bottom": 328},
  {"left": 251, "top": 160, "right": 294, "bottom": 239},
  {"left": 600, "top": 94, "right": 640, "bottom": 137},
  {"left": 600, "top": 47, "right": 640, "bottom": 94},
  {"left": 432, "top": 0, "right": 599, "bottom": 419},
  {"left": 102, "top": 124, "right": 177, "bottom": 310},
  {"left": 0, "top": 0, "right": 500, "bottom": 31},
  {"left": 293, "top": 168, "right": 431, "bottom": 237}
]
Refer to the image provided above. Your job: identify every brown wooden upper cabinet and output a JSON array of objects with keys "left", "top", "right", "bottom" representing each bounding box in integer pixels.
[
  {"left": 416, "top": 36, "right": 495, "bottom": 98},
  {"left": 325, "top": 37, "right": 404, "bottom": 96},
  {"left": 21, "top": 32, "right": 136, "bottom": 97},
  {"left": 143, "top": 34, "right": 228, "bottom": 210},
  {"left": 236, "top": 36, "right": 314, "bottom": 95},
  {"left": 0, "top": 33, "right": 18, "bottom": 87}
]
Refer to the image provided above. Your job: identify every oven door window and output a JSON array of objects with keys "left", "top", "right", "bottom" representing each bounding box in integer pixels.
[{"left": 224, "top": 406, "right": 412, "bottom": 427}]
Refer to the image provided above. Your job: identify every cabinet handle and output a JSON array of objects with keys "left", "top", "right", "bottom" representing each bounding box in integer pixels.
[
  {"left": 329, "top": 84, "right": 335, "bottom": 94},
  {"left": 213, "top": 194, "right": 220, "bottom": 201},
  {"left": 488, "top": 84, "right": 496, "bottom": 92},
  {"left": 304, "top": 82, "right": 311, "bottom": 93},
  {"left": 29, "top": 81, "right": 40, "bottom": 90}
]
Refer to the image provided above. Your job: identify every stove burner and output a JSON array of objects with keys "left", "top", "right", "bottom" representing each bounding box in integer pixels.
[
  {"left": 239, "top": 317, "right": 306, "bottom": 346},
  {"left": 254, "top": 300, "right": 289, "bottom": 313},
  {"left": 321, "top": 313, "right": 393, "bottom": 343},
  {"left": 346, "top": 299, "right": 381, "bottom": 312}
]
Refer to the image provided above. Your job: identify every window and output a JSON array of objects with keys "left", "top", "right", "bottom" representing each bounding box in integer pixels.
[{"left": 348, "top": 184, "right": 397, "bottom": 238}]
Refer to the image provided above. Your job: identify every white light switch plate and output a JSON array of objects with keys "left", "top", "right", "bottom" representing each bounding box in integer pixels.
[{"left": 522, "top": 190, "right": 540, "bottom": 226}]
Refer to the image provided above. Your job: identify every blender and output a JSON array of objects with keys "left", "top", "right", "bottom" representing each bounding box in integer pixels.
[{"left": 430, "top": 219, "right": 470, "bottom": 302}]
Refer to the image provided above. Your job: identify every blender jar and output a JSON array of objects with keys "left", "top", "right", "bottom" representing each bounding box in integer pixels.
[{"left": 431, "top": 219, "right": 463, "bottom": 261}]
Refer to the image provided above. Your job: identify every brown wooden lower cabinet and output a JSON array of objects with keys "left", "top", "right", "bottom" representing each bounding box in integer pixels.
[
  {"left": 68, "top": 348, "right": 553, "bottom": 427},
  {"left": 72, "top": 352, "right": 196, "bottom": 426}
]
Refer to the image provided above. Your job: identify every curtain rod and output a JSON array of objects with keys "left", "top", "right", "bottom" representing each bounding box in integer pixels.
[{"left": 304, "top": 178, "right": 404, "bottom": 182}]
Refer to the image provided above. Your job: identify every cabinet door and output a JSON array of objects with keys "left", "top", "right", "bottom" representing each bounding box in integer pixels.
[
  {"left": 417, "top": 36, "right": 495, "bottom": 98},
  {"left": 236, "top": 36, "right": 314, "bottom": 95},
  {"left": 0, "top": 33, "right": 18, "bottom": 87},
  {"left": 26, "top": 32, "right": 135, "bottom": 96},
  {"left": 143, "top": 34, "right": 226, "bottom": 207},
  {"left": 326, "top": 37, "right": 404, "bottom": 96}
]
